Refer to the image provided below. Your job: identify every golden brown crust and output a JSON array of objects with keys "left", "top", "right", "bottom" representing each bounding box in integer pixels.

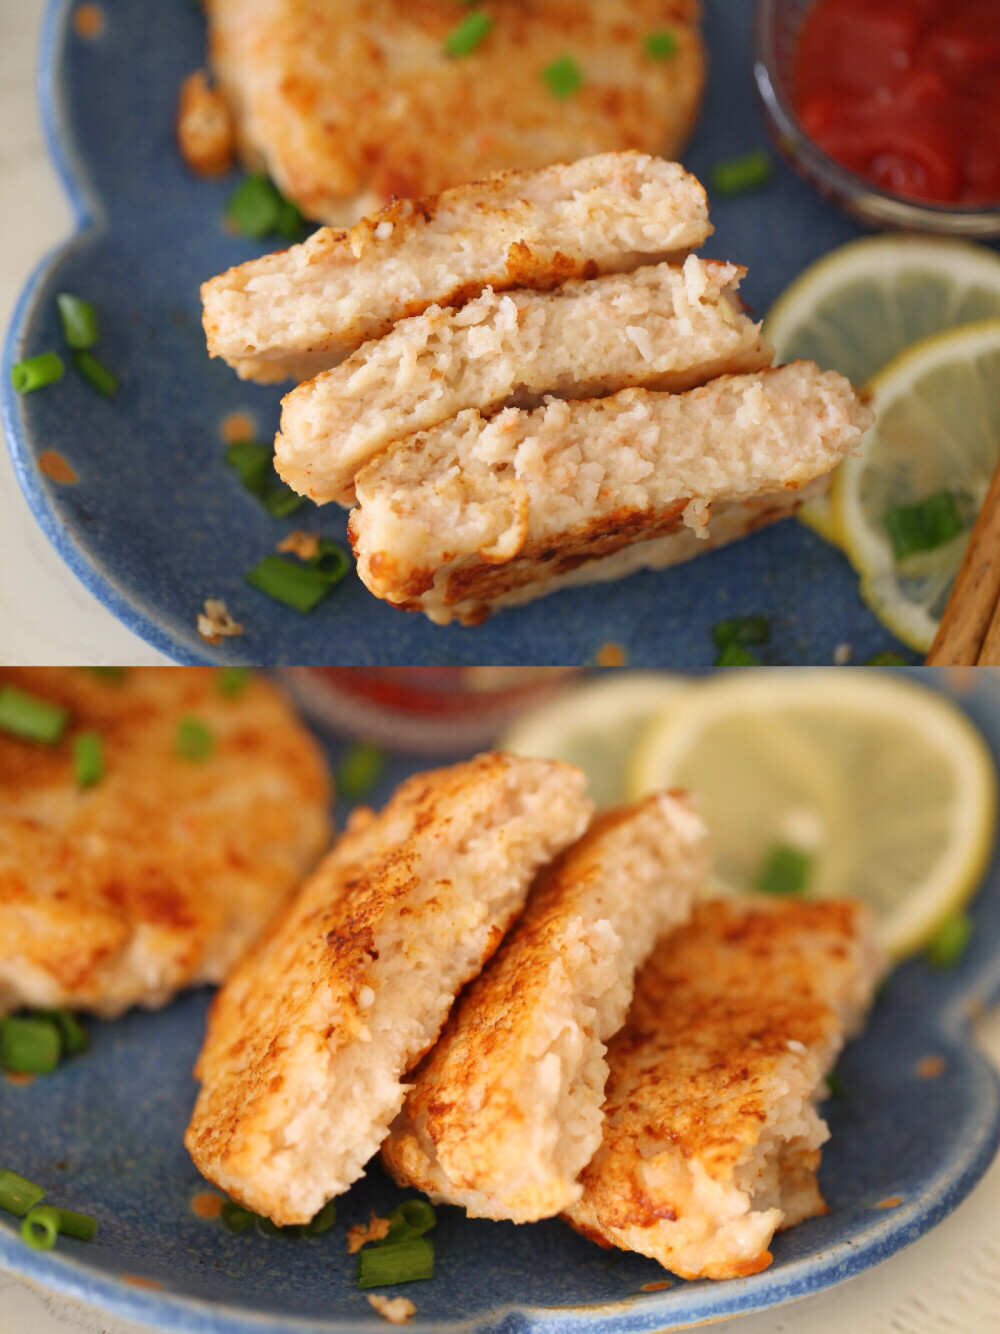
[
  {"left": 176, "top": 71, "right": 236, "bottom": 177},
  {"left": 0, "top": 668, "right": 331, "bottom": 1015},
  {"left": 564, "top": 898, "right": 878, "bottom": 1279},
  {"left": 207, "top": 0, "right": 705, "bottom": 223}
]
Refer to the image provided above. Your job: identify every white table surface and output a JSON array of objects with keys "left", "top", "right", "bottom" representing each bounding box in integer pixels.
[
  {"left": 2, "top": 2, "right": 1000, "bottom": 1330},
  {"left": 0, "top": 0, "right": 167, "bottom": 665}
]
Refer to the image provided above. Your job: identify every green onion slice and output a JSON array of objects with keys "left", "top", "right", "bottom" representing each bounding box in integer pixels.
[
  {"left": 73, "top": 731, "right": 104, "bottom": 789},
  {"left": 338, "top": 743, "right": 384, "bottom": 800},
  {"left": 217, "top": 667, "right": 251, "bottom": 698},
  {"left": 715, "top": 642, "right": 760, "bottom": 666},
  {"left": 227, "top": 174, "right": 283, "bottom": 238},
  {"left": 825, "top": 1067, "right": 843, "bottom": 1099},
  {"left": 711, "top": 150, "right": 773, "bottom": 197},
  {"left": 0, "top": 686, "right": 70, "bottom": 744},
  {"left": 175, "top": 717, "right": 214, "bottom": 761},
  {"left": 275, "top": 198, "right": 305, "bottom": 240},
  {"left": 542, "top": 55, "right": 584, "bottom": 98},
  {"left": 381, "top": 1200, "right": 436, "bottom": 1246},
  {"left": 644, "top": 29, "right": 678, "bottom": 58},
  {"left": 56, "top": 293, "right": 99, "bottom": 349},
  {"left": 0, "top": 1170, "right": 46, "bottom": 1217},
  {"left": 443, "top": 11, "right": 494, "bottom": 56},
  {"left": 712, "top": 615, "right": 770, "bottom": 650},
  {"left": 21, "top": 1205, "right": 60, "bottom": 1251},
  {"left": 264, "top": 484, "right": 306, "bottom": 518},
  {"left": 865, "top": 652, "right": 909, "bottom": 666},
  {"left": 53, "top": 1207, "right": 98, "bottom": 1241},
  {"left": 221, "top": 1201, "right": 257, "bottom": 1234},
  {"left": 358, "top": 1235, "right": 434, "bottom": 1288},
  {"left": 225, "top": 441, "right": 273, "bottom": 498},
  {"left": 246, "top": 555, "right": 336, "bottom": 613},
  {"left": 73, "top": 350, "right": 118, "bottom": 397},
  {"left": 883, "top": 490, "right": 964, "bottom": 561},
  {"left": 926, "top": 910, "right": 973, "bottom": 969},
  {"left": 10, "top": 351, "right": 65, "bottom": 394},
  {"left": 304, "top": 1199, "right": 338, "bottom": 1237},
  {"left": 35, "top": 1009, "right": 89, "bottom": 1056},
  {"left": 0, "top": 1015, "right": 62, "bottom": 1074},
  {"left": 312, "top": 539, "right": 351, "bottom": 585},
  {"left": 754, "top": 844, "right": 812, "bottom": 896}
]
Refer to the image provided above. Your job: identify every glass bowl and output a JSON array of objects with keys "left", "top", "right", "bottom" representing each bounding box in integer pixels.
[{"left": 753, "top": 0, "right": 1000, "bottom": 238}]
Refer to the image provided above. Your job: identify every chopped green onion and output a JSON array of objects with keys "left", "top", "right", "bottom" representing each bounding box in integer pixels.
[
  {"left": 865, "top": 652, "right": 909, "bottom": 666},
  {"left": 338, "top": 743, "right": 384, "bottom": 799},
  {"left": 883, "top": 490, "right": 963, "bottom": 561},
  {"left": 227, "top": 174, "right": 283, "bottom": 239},
  {"left": 754, "top": 844, "right": 812, "bottom": 896},
  {"left": 73, "top": 731, "right": 104, "bottom": 788},
  {"left": 246, "top": 555, "right": 336, "bottom": 613},
  {"left": 175, "top": 718, "right": 214, "bottom": 761},
  {"left": 35, "top": 1009, "right": 89, "bottom": 1056},
  {"left": 53, "top": 1207, "right": 98, "bottom": 1241},
  {"left": 264, "top": 484, "right": 306, "bottom": 518},
  {"left": 225, "top": 440, "right": 272, "bottom": 498},
  {"left": 713, "top": 615, "right": 770, "bottom": 650},
  {"left": 542, "top": 55, "right": 584, "bottom": 98},
  {"left": 84, "top": 667, "right": 127, "bottom": 682},
  {"left": 256, "top": 1215, "right": 304, "bottom": 1239},
  {"left": 304, "top": 1199, "right": 338, "bottom": 1236},
  {"left": 21, "top": 1205, "right": 60, "bottom": 1251},
  {"left": 0, "top": 1170, "right": 46, "bottom": 1217},
  {"left": 11, "top": 351, "right": 65, "bottom": 394},
  {"left": 443, "top": 10, "right": 494, "bottom": 56},
  {"left": 73, "top": 350, "right": 118, "bottom": 397},
  {"left": 0, "top": 686, "right": 69, "bottom": 744},
  {"left": 0, "top": 1015, "right": 62, "bottom": 1074},
  {"left": 312, "top": 538, "right": 351, "bottom": 586},
  {"left": 217, "top": 667, "right": 251, "bottom": 698},
  {"left": 221, "top": 1200, "right": 257, "bottom": 1234},
  {"left": 275, "top": 198, "right": 305, "bottom": 240},
  {"left": 358, "top": 1235, "right": 434, "bottom": 1288},
  {"left": 926, "top": 910, "right": 972, "bottom": 969},
  {"left": 56, "top": 293, "right": 99, "bottom": 349},
  {"left": 715, "top": 642, "right": 760, "bottom": 666},
  {"left": 381, "top": 1200, "right": 436, "bottom": 1246},
  {"left": 644, "top": 29, "right": 678, "bottom": 58},
  {"left": 825, "top": 1067, "right": 843, "bottom": 1100},
  {"left": 711, "top": 150, "right": 773, "bottom": 197}
]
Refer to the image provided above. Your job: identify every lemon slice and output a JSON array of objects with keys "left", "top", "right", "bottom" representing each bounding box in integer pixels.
[
  {"left": 498, "top": 671, "right": 691, "bottom": 808},
  {"left": 763, "top": 236, "right": 1000, "bottom": 547},
  {"left": 627, "top": 671, "right": 996, "bottom": 958},
  {"left": 833, "top": 319, "right": 1000, "bottom": 652}
]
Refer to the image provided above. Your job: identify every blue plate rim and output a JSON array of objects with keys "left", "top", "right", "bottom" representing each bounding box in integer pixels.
[{"left": 0, "top": 0, "right": 214, "bottom": 665}]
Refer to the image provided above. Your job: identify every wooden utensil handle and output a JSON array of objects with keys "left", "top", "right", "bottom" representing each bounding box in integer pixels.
[{"left": 926, "top": 458, "right": 1000, "bottom": 665}]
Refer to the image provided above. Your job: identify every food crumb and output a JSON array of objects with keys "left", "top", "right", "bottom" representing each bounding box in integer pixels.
[
  {"left": 197, "top": 599, "right": 244, "bottom": 645},
  {"left": 5, "top": 1071, "right": 35, "bottom": 1088},
  {"left": 833, "top": 642, "right": 852, "bottom": 665},
  {"left": 916, "top": 1055, "right": 945, "bottom": 1079},
  {"left": 640, "top": 1280, "right": 673, "bottom": 1291},
  {"left": 595, "top": 642, "right": 627, "bottom": 667},
  {"left": 221, "top": 412, "right": 256, "bottom": 444},
  {"left": 38, "top": 449, "right": 78, "bottom": 484},
  {"left": 277, "top": 530, "right": 321, "bottom": 561},
  {"left": 121, "top": 1275, "right": 164, "bottom": 1290},
  {"left": 943, "top": 668, "right": 977, "bottom": 694},
  {"left": 346, "top": 1212, "right": 391, "bottom": 1254},
  {"left": 73, "top": 3, "right": 104, "bottom": 38},
  {"left": 876, "top": 1196, "right": 903, "bottom": 1209},
  {"left": 177, "top": 70, "right": 235, "bottom": 177},
  {"left": 368, "top": 1296, "right": 416, "bottom": 1324},
  {"left": 191, "top": 1191, "right": 225, "bottom": 1220}
]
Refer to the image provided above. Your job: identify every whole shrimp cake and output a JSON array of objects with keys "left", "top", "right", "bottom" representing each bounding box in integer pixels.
[{"left": 0, "top": 668, "right": 331, "bottom": 1018}]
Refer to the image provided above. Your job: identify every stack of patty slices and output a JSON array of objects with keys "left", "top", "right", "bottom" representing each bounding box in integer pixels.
[
  {"left": 203, "top": 152, "right": 872, "bottom": 625},
  {"left": 185, "top": 753, "right": 884, "bottom": 1282}
]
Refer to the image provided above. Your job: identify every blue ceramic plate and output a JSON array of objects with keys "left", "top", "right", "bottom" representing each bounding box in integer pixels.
[
  {"left": 2, "top": 667, "right": 1000, "bottom": 1333},
  {"left": 1, "top": 0, "right": 947, "bottom": 666}
]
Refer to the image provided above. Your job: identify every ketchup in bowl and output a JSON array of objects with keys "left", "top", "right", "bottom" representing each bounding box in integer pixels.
[{"left": 796, "top": 0, "right": 1000, "bottom": 205}]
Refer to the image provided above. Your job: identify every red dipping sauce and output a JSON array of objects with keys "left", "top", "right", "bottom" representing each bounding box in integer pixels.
[{"left": 795, "top": 0, "right": 1000, "bottom": 204}]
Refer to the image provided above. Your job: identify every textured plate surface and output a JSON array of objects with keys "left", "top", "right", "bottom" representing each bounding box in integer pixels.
[
  {"left": 1, "top": 667, "right": 999, "bottom": 1332},
  {"left": 3, "top": 0, "right": 979, "bottom": 665}
]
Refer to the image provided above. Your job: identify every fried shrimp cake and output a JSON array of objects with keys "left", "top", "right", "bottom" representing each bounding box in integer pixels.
[{"left": 0, "top": 668, "right": 331, "bottom": 1018}]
